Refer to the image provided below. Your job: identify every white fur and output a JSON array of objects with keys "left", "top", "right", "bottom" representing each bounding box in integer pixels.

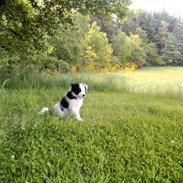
[
  {"left": 53, "top": 96, "right": 84, "bottom": 121},
  {"left": 40, "top": 83, "right": 88, "bottom": 122}
]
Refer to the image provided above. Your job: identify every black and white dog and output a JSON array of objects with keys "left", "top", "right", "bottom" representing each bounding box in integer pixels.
[{"left": 40, "top": 83, "right": 88, "bottom": 121}]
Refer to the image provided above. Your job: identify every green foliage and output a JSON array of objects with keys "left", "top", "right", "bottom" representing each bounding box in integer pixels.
[
  {"left": 0, "top": 47, "right": 11, "bottom": 69},
  {"left": 135, "top": 27, "right": 148, "bottom": 43},
  {"left": 155, "top": 20, "right": 169, "bottom": 54},
  {"left": 83, "top": 22, "right": 113, "bottom": 67},
  {"left": 51, "top": 14, "right": 90, "bottom": 66},
  {"left": 91, "top": 14, "right": 120, "bottom": 40},
  {"left": 173, "top": 21, "right": 183, "bottom": 65},
  {"left": 138, "top": 11, "right": 177, "bottom": 42},
  {"left": 0, "top": 0, "right": 131, "bottom": 76},
  {"left": 128, "top": 34, "right": 146, "bottom": 67},
  {"left": 162, "top": 33, "right": 182, "bottom": 65},
  {"left": 0, "top": 0, "right": 131, "bottom": 42},
  {"left": 122, "top": 9, "right": 142, "bottom": 35},
  {"left": 144, "top": 43, "right": 164, "bottom": 66},
  {"left": 121, "top": 10, "right": 183, "bottom": 66},
  {"left": 134, "top": 27, "right": 163, "bottom": 66},
  {"left": 1, "top": 1, "right": 183, "bottom": 75},
  {"left": 111, "top": 30, "right": 131, "bottom": 64}
]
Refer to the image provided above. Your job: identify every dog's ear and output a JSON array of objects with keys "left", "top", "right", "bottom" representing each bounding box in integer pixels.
[
  {"left": 70, "top": 83, "right": 77, "bottom": 88},
  {"left": 70, "top": 83, "right": 81, "bottom": 94},
  {"left": 70, "top": 83, "right": 79, "bottom": 91}
]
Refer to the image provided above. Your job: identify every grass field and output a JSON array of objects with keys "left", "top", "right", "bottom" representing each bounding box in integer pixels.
[
  {"left": 0, "top": 67, "right": 183, "bottom": 182},
  {"left": 120, "top": 67, "right": 183, "bottom": 94}
]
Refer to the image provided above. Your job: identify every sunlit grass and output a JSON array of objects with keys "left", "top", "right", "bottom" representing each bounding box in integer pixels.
[
  {"left": 118, "top": 66, "right": 183, "bottom": 94},
  {"left": 0, "top": 67, "right": 183, "bottom": 182},
  {"left": 62, "top": 66, "right": 183, "bottom": 94},
  {"left": 2, "top": 66, "right": 183, "bottom": 95}
]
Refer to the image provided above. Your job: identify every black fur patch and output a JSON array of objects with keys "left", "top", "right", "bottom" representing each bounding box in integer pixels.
[
  {"left": 71, "top": 83, "right": 81, "bottom": 95},
  {"left": 66, "top": 91, "right": 76, "bottom": 99},
  {"left": 60, "top": 97, "right": 69, "bottom": 108}
]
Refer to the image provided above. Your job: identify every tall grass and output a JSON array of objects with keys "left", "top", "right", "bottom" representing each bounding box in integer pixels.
[
  {"left": 1, "top": 66, "right": 183, "bottom": 95},
  {"left": 0, "top": 72, "right": 128, "bottom": 92}
]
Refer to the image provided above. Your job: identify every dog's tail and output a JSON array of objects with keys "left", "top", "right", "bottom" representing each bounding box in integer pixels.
[{"left": 39, "top": 107, "right": 49, "bottom": 115}]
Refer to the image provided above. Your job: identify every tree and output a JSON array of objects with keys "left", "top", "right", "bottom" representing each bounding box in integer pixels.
[
  {"left": 111, "top": 30, "right": 130, "bottom": 64},
  {"left": 134, "top": 27, "right": 163, "bottom": 65},
  {"left": 138, "top": 12, "right": 156, "bottom": 42},
  {"left": 173, "top": 21, "right": 183, "bottom": 65},
  {"left": 51, "top": 13, "right": 90, "bottom": 65},
  {"left": 144, "top": 43, "right": 164, "bottom": 65},
  {"left": 91, "top": 13, "right": 125, "bottom": 41},
  {"left": 128, "top": 34, "right": 146, "bottom": 67},
  {"left": 83, "top": 22, "right": 113, "bottom": 68},
  {"left": 0, "top": 0, "right": 131, "bottom": 75},
  {"left": 154, "top": 20, "right": 169, "bottom": 54},
  {"left": 0, "top": 0, "right": 131, "bottom": 42},
  {"left": 122, "top": 9, "right": 142, "bottom": 35},
  {"left": 134, "top": 27, "right": 148, "bottom": 43},
  {"left": 162, "top": 33, "right": 181, "bottom": 65}
]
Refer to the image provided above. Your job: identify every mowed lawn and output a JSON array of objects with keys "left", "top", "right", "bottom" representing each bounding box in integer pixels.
[{"left": 0, "top": 67, "right": 183, "bottom": 182}]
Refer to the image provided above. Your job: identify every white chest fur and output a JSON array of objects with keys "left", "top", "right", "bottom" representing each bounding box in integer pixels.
[{"left": 68, "top": 98, "right": 84, "bottom": 111}]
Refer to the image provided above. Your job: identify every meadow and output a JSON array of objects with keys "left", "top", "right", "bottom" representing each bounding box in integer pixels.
[{"left": 0, "top": 67, "right": 183, "bottom": 182}]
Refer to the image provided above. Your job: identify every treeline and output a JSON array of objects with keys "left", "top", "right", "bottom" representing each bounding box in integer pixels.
[
  {"left": 122, "top": 11, "right": 183, "bottom": 66},
  {"left": 0, "top": 1, "right": 183, "bottom": 76}
]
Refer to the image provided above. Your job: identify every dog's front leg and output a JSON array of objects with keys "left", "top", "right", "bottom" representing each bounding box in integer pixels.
[{"left": 71, "top": 109, "right": 83, "bottom": 122}]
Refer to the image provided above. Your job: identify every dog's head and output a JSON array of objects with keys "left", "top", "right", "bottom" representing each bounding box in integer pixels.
[{"left": 70, "top": 83, "right": 88, "bottom": 99}]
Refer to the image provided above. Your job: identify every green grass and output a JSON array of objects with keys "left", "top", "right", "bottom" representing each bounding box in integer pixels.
[
  {"left": 0, "top": 67, "right": 183, "bottom": 182},
  {"left": 119, "top": 66, "right": 183, "bottom": 94}
]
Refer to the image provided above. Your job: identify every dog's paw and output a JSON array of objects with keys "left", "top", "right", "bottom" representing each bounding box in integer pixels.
[{"left": 77, "top": 117, "right": 83, "bottom": 122}]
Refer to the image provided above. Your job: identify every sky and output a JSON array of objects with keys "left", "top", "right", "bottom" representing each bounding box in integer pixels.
[{"left": 130, "top": 0, "right": 183, "bottom": 18}]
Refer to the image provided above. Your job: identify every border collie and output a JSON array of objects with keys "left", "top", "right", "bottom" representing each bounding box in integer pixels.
[{"left": 39, "top": 83, "right": 88, "bottom": 121}]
